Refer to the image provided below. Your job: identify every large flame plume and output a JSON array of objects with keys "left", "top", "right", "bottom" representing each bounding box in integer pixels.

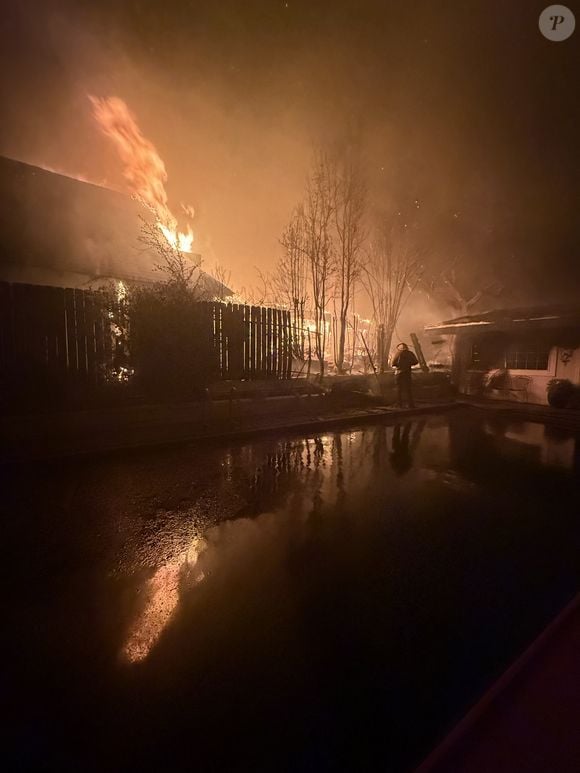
[{"left": 89, "top": 95, "right": 194, "bottom": 253}]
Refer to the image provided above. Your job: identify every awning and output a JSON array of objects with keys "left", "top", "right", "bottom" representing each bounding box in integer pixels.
[{"left": 425, "top": 304, "right": 580, "bottom": 335}]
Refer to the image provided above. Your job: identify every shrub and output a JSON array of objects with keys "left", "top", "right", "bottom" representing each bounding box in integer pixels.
[
  {"left": 129, "top": 284, "right": 216, "bottom": 401},
  {"left": 546, "top": 379, "right": 575, "bottom": 409}
]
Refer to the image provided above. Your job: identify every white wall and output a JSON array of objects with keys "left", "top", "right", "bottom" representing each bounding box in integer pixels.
[
  {"left": 461, "top": 343, "right": 580, "bottom": 406},
  {"left": 554, "top": 345, "right": 580, "bottom": 384}
]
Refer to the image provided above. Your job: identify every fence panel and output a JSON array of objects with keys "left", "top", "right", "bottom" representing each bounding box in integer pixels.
[
  {"left": 283, "top": 309, "right": 291, "bottom": 378},
  {"left": 0, "top": 283, "right": 294, "bottom": 410},
  {"left": 83, "top": 291, "right": 99, "bottom": 386},
  {"left": 243, "top": 305, "right": 251, "bottom": 379},
  {"left": 0, "top": 282, "right": 13, "bottom": 380},
  {"left": 249, "top": 306, "right": 257, "bottom": 378},
  {"left": 74, "top": 289, "right": 88, "bottom": 381},
  {"left": 260, "top": 307, "right": 267, "bottom": 379},
  {"left": 230, "top": 303, "right": 244, "bottom": 380},
  {"left": 268, "top": 308, "right": 274, "bottom": 378},
  {"left": 64, "top": 288, "right": 78, "bottom": 374}
]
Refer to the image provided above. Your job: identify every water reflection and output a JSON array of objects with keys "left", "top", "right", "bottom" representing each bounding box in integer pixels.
[
  {"left": 243, "top": 422, "right": 437, "bottom": 508},
  {"left": 118, "top": 419, "right": 443, "bottom": 662},
  {"left": 484, "top": 419, "right": 576, "bottom": 469},
  {"left": 5, "top": 410, "right": 580, "bottom": 773},
  {"left": 390, "top": 421, "right": 426, "bottom": 475},
  {"left": 122, "top": 536, "right": 207, "bottom": 663},
  {"left": 116, "top": 413, "right": 578, "bottom": 664}
]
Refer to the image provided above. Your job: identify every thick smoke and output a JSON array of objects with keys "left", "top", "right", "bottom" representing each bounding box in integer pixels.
[{"left": 1, "top": 0, "right": 579, "bottom": 304}]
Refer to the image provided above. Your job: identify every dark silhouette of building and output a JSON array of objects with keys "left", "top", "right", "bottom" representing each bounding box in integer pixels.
[{"left": 0, "top": 155, "right": 228, "bottom": 295}]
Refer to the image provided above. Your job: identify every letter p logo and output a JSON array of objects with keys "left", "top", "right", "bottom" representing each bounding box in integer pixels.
[{"left": 539, "top": 5, "right": 575, "bottom": 40}]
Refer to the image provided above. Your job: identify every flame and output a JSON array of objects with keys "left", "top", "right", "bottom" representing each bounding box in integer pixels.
[
  {"left": 116, "top": 279, "right": 127, "bottom": 302},
  {"left": 158, "top": 222, "right": 194, "bottom": 253},
  {"left": 89, "top": 95, "right": 194, "bottom": 253}
]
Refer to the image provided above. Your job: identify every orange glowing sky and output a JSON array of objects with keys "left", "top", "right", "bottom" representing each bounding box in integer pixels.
[{"left": 1, "top": 0, "right": 579, "bottom": 300}]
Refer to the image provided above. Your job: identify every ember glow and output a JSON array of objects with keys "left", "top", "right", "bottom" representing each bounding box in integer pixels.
[
  {"left": 116, "top": 279, "right": 127, "bottom": 302},
  {"left": 89, "top": 95, "right": 194, "bottom": 253}
]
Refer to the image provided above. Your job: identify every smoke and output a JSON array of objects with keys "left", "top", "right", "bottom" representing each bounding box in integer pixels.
[
  {"left": 1, "top": 0, "right": 579, "bottom": 300},
  {"left": 0, "top": 1, "right": 314, "bottom": 287}
]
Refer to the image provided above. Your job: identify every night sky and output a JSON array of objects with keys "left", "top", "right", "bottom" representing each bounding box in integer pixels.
[{"left": 1, "top": 0, "right": 578, "bottom": 304}]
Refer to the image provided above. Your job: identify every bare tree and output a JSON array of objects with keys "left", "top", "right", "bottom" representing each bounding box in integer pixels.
[
  {"left": 302, "top": 151, "right": 336, "bottom": 377},
  {"left": 423, "top": 256, "right": 504, "bottom": 316},
  {"left": 361, "top": 215, "right": 423, "bottom": 371},
  {"left": 279, "top": 205, "right": 309, "bottom": 358},
  {"left": 241, "top": 268, "right": 275, "bottom": 306},
  {"left": 138, "top": 214, "right": 203, "bottom": 297},
  {"left": 421, "top": 206, "right": 507, "bottom": 316},
  {"left": 209, "top": 262, "right": 233, "bottom": 301},
  {"left": 332, "top": 152, "right": 367, "bottom": 373}
]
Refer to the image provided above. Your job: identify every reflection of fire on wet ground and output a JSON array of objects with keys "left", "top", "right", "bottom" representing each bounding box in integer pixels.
[
  {"left": 115, "top": 487, "right": 242, "bottom": 664},
  {"left": 117, "top": 422, "right": 448, "bottom": 664},
  {"left": 116, "top": 437, "right": 345, "bottom": 664},
  {"left": 123, "top": 535, "right": 207, "bottom": 664}
]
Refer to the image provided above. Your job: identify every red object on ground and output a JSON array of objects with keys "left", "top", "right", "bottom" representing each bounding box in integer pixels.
[{"left": 418, "top": 593, "right": 580, "bottom": 772}]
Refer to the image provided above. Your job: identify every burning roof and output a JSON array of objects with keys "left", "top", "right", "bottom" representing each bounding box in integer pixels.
[{"left": 0, "top": 155, "right": 229, "bottom": 296}]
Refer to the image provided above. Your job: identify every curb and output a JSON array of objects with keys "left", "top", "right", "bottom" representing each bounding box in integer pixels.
[{"left": 1, "top": 402, "right": 459, "bottom": 465}]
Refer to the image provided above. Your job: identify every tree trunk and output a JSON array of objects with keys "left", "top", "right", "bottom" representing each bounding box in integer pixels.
[
  {"left": 377, "top": 324, "right": 385, "bottom": 373},
  {"left": 383, "top": 326, "right": 394, "bottom": 368},
  {"left": 336, "top": 313, "right": 347, "bottom": 374},
  {"left": 378, "top": 324, "right": 393, "bottom": 372}
]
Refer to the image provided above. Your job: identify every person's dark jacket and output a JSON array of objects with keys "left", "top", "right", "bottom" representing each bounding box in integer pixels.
[{"left": 392, "top": 349, "right": 418, "bottom": 372}]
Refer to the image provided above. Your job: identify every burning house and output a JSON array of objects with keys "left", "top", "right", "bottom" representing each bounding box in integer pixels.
[
  {"left": 0, "top": 153, "right": 235, "bottom": 407},
  {"left": 0, "top": 154, "right": 228, "bottom": 296},
  {"left": 426, "top": 304, "right": 580, "bottom": 406}
]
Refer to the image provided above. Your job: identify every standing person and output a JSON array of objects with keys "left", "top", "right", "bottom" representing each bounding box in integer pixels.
[{"left": 392, "top": 342, "right": 418, "bottom": 408}]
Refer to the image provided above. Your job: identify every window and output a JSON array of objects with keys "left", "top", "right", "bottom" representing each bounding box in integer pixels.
[
  {"left": 505, "top": 343, "right": 550, "bottom": 371},
  {"left": 470, "top": 342, "right": 481, "bottom": 368}
]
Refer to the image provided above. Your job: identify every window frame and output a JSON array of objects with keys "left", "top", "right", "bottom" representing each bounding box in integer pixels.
[
  {"left": 464, "top": 336, "right": 556, "bottom": 376},
  {"left": 503, "top": 342, "right": 555, "bottom": 375}
]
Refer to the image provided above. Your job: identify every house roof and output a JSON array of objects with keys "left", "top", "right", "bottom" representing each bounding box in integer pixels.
[
  {"left": 0, "top": 155, "right": 232, "bottom": 297},
  {"left": 425, "top": 303, "right": 580, "bottom": 335}
]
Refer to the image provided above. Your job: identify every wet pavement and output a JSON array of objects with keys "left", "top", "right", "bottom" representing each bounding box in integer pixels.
[{"left": 2, "top": 408, "right": 580, "bottom": 771}]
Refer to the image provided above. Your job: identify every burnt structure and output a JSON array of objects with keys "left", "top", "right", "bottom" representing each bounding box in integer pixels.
[
  {"left": 427, "top": 304, "right": 580, "bottom": 406},
  {"left": 0, "top": 155, "right": 224, "bottom": 293}
]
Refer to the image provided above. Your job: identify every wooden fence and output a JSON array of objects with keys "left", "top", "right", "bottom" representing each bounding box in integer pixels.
[
  {"left": 203, "top": 301, "right": 292, "bottom": 381},
  {"left": 0, "top": 282, "right": 293, "bottom": 406},
  {"left": 0, "top": 282, "right": 117, "bottom": 398}
]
